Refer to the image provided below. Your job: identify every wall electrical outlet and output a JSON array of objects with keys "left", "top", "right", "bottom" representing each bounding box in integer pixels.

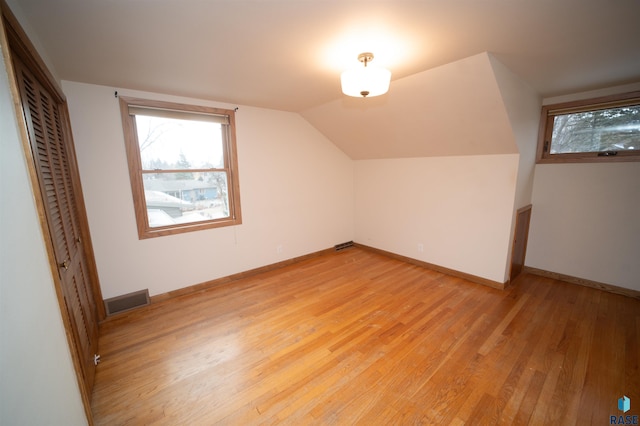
[
  {"left": 417, "top": 243, "right": 424, "bottom": 252},
  {"left": 276, "top": 244, "right": 283, "bottom": 254}
]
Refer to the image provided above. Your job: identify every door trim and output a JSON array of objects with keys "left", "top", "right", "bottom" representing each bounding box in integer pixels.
[
  {"left": 509, "top": 204, "right": 533, "bottom": 282},
  {"left": 1, "top": 2, "right": 103, "bottom": 423}
]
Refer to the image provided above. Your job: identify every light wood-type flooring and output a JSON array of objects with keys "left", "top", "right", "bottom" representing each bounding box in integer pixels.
[{"left": 92, "top": 247, "right": 640, "bottom": 425}]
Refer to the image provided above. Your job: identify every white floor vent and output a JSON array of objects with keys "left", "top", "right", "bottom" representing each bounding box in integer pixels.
[{"left": 104, "top": 289, "right": 150, "bottom": 316}]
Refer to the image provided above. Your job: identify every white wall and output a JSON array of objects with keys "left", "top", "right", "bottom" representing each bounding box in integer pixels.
[
  {"left": 527, "top": 84, "right": 640, "bottom": 291},
  {"left": 488, "top": 54, "right": 541, "bottom": 211},
  {"left": 487, "top": 54, "right": 542, "bottom": 280},
  {"left": 1, "top": 44, "right": 87, "bottom": 426},
  {"left": 528, "top": 163, "right": 640, "bottom": 291},
  {"left": 350, "top": 53, "right": 527, "bottom": 285},
  {"left": 355, "top": 154, "right": 518, "bottom": 283},
  {"left": 62, "top": 81, "right": 354, "bottom": 299}
]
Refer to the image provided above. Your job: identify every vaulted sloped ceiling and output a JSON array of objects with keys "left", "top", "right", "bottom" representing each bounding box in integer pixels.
[
  {"left": 9, "top": 0, "right": 640, "bottom": 113},
  {"left": 301, "top": 53, "right": 518, "bottom": 160},
  {"left": 8, "top": 0, "right": 639, "bottom": 160}
]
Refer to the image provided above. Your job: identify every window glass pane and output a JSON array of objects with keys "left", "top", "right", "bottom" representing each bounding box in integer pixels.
[
  {"left": 143, "top": 172, "right": 230, "bottom": 228},
  {"left": 550, "top": 106, "right": 640, "bottom": 154},
  {"left": 135, "top": 115, "right": 225, "bottom": 170}
]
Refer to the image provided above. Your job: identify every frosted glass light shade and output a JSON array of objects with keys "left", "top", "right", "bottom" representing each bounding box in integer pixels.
[{"left": 341, "top": 66, "right": 391, "bottom": 98}]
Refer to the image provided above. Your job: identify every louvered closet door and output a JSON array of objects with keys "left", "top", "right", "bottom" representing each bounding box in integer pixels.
[{"left": 12, "top": 55, "right": 99, "bottom": 393}]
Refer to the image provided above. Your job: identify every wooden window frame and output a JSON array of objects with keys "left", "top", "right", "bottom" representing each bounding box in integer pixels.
[
  {"left": 536, "top": 90, "right": 640, "bottom": 164},
  {"left": 119, "top": 96, "right": 242, "bottom": 239}
]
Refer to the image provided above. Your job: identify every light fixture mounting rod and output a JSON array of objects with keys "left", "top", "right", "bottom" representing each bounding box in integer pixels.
[{"left": 357, "top": 52, "right": 374, "bottom": 67}]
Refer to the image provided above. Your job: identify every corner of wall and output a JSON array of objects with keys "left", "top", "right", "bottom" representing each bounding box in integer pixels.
[
  {"left": 485, "top": 53, "right": 542, "bottom": 282},
  {"left": 4, "top": 0, "right": 62, "bottom": 84}
]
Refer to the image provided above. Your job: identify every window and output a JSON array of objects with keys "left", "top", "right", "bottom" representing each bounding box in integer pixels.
[
  {"left": 119, "top": 97, "right": 241, "bottom": 239},
  {"left": 537, "top": 91, "right": 640, "bottom": 163}
]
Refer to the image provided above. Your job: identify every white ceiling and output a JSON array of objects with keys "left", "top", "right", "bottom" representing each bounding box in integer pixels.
[{"left": 9, "top": 0, "right": 640, "bottom": 113}]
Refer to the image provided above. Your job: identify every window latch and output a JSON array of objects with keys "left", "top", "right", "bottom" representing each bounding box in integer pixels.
[{"left": 597, "top": 151, "right": 618, "bottom": 157}]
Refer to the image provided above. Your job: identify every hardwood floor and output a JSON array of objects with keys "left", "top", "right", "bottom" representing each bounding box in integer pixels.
[{"left": 92, "top": 247, "right": 640, "bottom": 425}]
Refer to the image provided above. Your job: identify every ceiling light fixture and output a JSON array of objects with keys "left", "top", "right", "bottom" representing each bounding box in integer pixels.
[{"left": 341, "top": 52, "right": 391, "bottom": 98}]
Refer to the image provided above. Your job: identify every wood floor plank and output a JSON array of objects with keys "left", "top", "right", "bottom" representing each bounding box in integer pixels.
[{"left": 91, "top": 247, "right": 640, "bottom": 425}]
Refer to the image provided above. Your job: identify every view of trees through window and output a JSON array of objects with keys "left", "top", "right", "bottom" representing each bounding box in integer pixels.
[
  {"left": 135, "top": 114, "right": 230, "bottom": 228},
  {"left": 550, "top": 105, "right": 640, "bottom": 154}
]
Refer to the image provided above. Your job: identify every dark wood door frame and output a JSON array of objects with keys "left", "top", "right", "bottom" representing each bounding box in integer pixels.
[
  {"left": 1, "top": 2, "right": 104, "bottom": 423},
  {"left": 509, "top": 204, "right": 533, "bottom": 282}
]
